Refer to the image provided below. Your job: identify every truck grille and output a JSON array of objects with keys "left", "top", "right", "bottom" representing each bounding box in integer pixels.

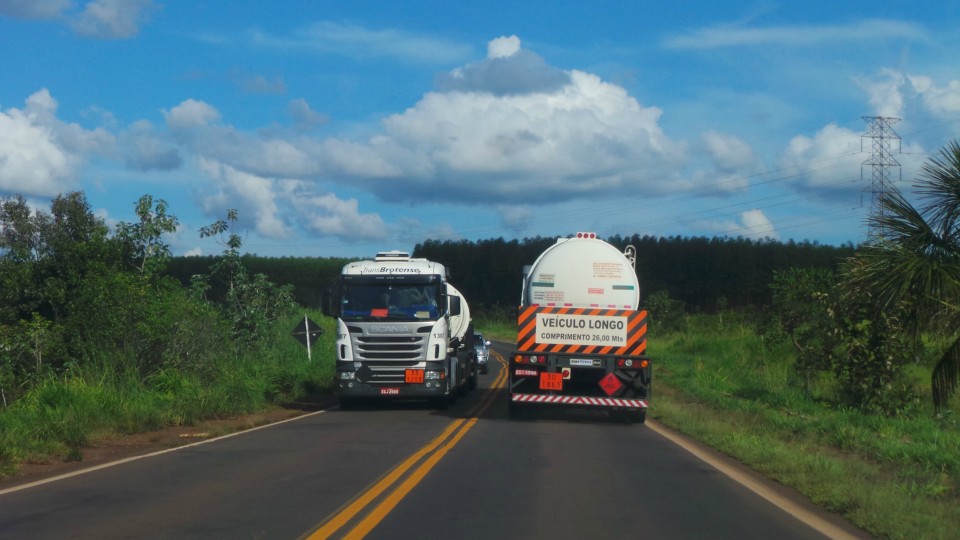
[
  {"left": 356, "top": 335, "right": 424, "bottom": 361},
  {"left": 348, "top": 325, "right": 433, "bottom": 380}
]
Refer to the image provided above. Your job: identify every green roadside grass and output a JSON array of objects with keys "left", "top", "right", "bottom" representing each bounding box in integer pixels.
[
  {"left": 0, "top": 311, "right": 336, "bottom": 478},
  {"left": 476, "top": 314, "right": 960, "bottom": 540}
]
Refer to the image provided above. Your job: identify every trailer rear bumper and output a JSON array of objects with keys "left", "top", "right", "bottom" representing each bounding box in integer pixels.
[{"left": 511, "top": 393, "right": 647, "bottom": 409}]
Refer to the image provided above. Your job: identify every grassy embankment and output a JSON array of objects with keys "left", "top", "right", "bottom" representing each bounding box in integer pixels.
[
  {"left": 0, "top": 310, "right": 336, "bottom": 477},
  {"left": 476, "top": 313, "right": 960, "bottom": 540}
]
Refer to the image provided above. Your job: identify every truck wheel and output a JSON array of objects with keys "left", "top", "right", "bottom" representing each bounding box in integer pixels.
[
  {"left": 458, "top": 366, "right": 474, "bottom": 396},
  {"left": 508, "top": 401, "right": 524, "bottom": 419},
  {"left": 430, "top": 396, "right": 449, "bottom": 410},
  {"left": 339, "top": 397, "right": 356, "bottom": 410}
]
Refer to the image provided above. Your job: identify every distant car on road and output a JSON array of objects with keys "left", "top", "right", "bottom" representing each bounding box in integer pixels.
[{"left": 473, "top": 332, "right": 491, "bottom": 374}]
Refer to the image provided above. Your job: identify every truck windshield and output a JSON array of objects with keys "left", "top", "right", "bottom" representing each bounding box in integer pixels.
[{"left": 340, "top": 283, "right": 441, "bottom": 320}]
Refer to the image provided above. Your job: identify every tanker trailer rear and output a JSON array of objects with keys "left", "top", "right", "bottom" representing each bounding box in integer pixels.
[{"left": 509, "top": 233, "right": 650, "bottom": 423}]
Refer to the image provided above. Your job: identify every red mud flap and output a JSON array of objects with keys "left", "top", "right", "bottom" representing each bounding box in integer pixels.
[{"left": 512, "top": 394, "right": 648, "bottom": 408}]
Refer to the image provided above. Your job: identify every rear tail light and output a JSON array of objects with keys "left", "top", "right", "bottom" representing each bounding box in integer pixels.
[
  {"left": 513, "top": 354, "right": 544, "bottom": 364},
  {"left": 617, "top": 358, "right": 650, "bottom": 369}
]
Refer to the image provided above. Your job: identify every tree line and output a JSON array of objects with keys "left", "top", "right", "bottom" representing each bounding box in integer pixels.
[
  {"left": 413, "top": 235, "right": 854, "bottom": 315},
  {"left": 162, "top": 234, "right": 855, "bottom": 317}
]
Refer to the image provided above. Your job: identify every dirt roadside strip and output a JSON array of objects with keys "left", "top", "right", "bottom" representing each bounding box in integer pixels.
[{"left": 0, "top": 402, "right": 331, "bottom": 492}]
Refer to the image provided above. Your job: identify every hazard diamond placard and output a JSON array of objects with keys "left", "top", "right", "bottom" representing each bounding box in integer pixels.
[{"left": 599, "top": 372, "right": 623, "bottom": 396}]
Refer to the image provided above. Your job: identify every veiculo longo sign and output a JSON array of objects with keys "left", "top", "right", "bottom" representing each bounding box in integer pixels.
[{"left": 535, "top": 312, "right": 627, "bottom": 346}]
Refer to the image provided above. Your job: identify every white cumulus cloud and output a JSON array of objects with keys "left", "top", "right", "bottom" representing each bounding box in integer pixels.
[
  {"left": 291, "top": 191, "right": 388, "bottom": 240},
  {"left": 740, "top": 209, "right": 778, "bottom": 240},
  {"left": 0, "top": 0, "right": 71, "bottom": 18},
  {"left": 777, "top": 123, "right": 863, "bottom": 196},
  {"left": 0, "top": 89, "right": 113, "bottom": 197},
  {"left": 155, "top": 36, "right": 768, "bottom": 242},
  {"left": 0, "top": 0, "right": 158, "bottom": 39},
  {"left": 909, "top": 75, "right": 960, "bottom": 115},
  {"left": 163, "top": 99, "right": 222, "bottom": 129},
  {"left": 197, "top": 158, "right": 291, "bottom": 240},
  {"left": 856, "top": 68, "right": 906, "bottom": 118},
  {"left": 119, "top": 120, "right": 182, "bottom": 171},
  {"left": 370, "top": 66, "right": 684, "bottom": 204},
  {"left": 72, "top": 0, "right": 158, "bottom": 39},
  {"left": 694, "top": 209, "right": 778, "bottom": 240},
  {"left": 487, "top": 35, "right": 521, "bottom": 58}
]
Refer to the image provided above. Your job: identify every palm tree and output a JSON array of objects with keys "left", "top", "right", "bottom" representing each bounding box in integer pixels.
[{"left": 845, "top": 140, "right": 960, "bottom": 412}]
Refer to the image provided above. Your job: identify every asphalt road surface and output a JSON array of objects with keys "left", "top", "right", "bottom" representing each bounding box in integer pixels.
[{"left": 0, "top": 341, "right": 869, "bottom": 539}]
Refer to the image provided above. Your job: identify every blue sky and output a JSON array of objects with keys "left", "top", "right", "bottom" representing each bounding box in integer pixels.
[{"left": 2, "top": 1, "right": 959, "bottom": 258}]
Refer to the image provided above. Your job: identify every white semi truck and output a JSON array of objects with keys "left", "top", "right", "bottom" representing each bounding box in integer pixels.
[
  {"left": 324, "top": 250, "right": 477, "bottom": 409},
  {"left": 509, "top": 233, "right": 651, "bottom": 423}
]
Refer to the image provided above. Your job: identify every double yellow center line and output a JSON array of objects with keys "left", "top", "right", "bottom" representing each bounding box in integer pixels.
[{"left": 303, "top": 353, "right": 508, "bottom": 540}]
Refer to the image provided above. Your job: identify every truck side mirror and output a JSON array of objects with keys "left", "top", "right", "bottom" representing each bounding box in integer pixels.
[
  {"left": 449, "top": 295, "right": 462, "bottom": 316},
  {"left": 321, "top": 284, "right": 340, "bottom": 317}
]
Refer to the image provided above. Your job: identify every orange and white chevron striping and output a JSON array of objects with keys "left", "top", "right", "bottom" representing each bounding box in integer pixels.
[{"left": 516, "top": 306, "right": 648, "bottom": 356}]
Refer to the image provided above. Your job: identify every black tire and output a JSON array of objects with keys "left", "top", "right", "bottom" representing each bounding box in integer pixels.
[
  {"left": 456, "top": 360, "right": 473, "bottom": 396},
  {"left": 508, "top": 401, "right": 524, "bottom": 419},
  {"left": 339, "top": 397, "right": 356, "bottom": 410},
  {"left": 612, "top": 409, "right": 646, "bottom": 424},
  {"left": 430, "top": 396, "right": 450, "bottom": 410}
]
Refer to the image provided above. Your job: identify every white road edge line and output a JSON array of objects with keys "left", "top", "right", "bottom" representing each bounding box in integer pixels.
[
  {"left": 645, "top": 419, "right": 862, "bottom": 540},
  {"left": 0, "top": 408, "right": 331, "bottom": 496}
]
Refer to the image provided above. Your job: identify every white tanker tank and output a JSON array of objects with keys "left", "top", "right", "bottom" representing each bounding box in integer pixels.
[
  {"left": 446, "top": 282, "right": 471, "bottom": 344},
  {"left": 521, "top": 232, "right": 640, "bottom": 309}
]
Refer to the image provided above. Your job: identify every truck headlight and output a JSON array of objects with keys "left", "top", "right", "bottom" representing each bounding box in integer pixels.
[
  {"left": 424, "top": 370, "right": 442, "bottom": 380},
  {"left": 340, "top": 371, "right": 356, "bottom": 380}
]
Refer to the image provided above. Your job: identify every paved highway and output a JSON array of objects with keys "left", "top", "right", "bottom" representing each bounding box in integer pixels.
[{"left": 0, "top": 341, "right": 868, "bottom": 539}]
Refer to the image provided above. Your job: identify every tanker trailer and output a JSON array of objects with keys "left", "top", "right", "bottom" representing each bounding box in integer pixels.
[{"left": 509, "top": 233, "right": 650, "bottom": 423}]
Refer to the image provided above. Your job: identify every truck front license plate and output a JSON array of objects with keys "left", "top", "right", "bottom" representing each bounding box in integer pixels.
[
  {"left": 380, "top": 388, "right": 400, "bottom": 395},
  {"left": 405, "top": 369, "right": 424, "bottom": 383},
  {"left": 539, "top": 372, "right": 563, "bottom": 391}
]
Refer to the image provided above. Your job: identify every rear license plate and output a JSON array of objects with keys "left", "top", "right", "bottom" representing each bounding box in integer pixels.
[
  {"left": 539, "top": 372, "right": 563, "bottom": 391},
  {"left": 570, "top": 358, "right": 596, "bottom": 367},
  {"left": 380, "top": 388, "right": 400, "bottom": 395},
  {"left": 405, "top": 369, "right": 424, "bottom": 383}
]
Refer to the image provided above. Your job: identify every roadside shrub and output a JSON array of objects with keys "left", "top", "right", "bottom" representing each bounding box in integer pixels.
[{"left": 646, "top": 289, "right": 687, "bottom": 332}]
